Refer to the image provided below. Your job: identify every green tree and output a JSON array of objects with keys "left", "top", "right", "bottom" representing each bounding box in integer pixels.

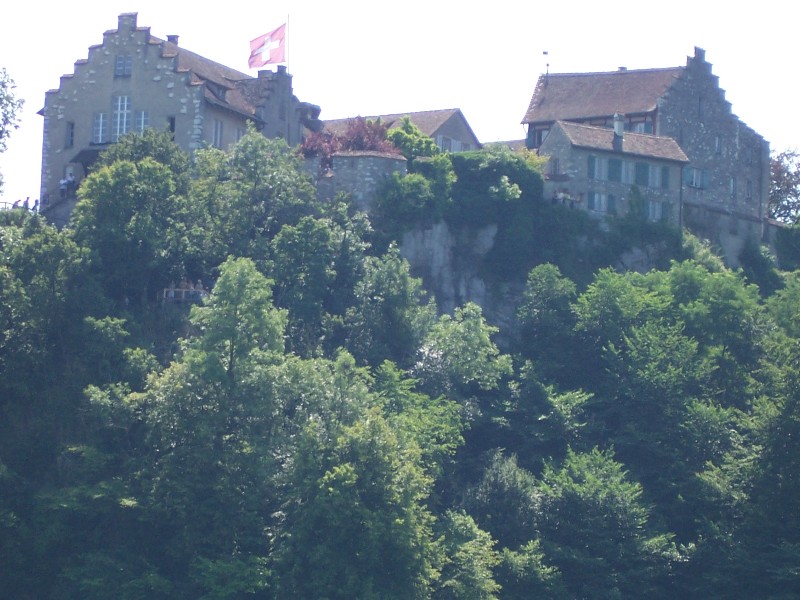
[
  {"left": 766, "top": 270, "right": 800, "bottom": 338},
  {"left": 535, "top": 448, "right": 680, "bottom": 599},
  {"left": 0, "top": 68, "right": 23, "bottom": 193},
  {"left": 193, "top": 126, "right": 318, "bottom": 267},
  {"left": 415, "top": 302, "right": 513, "bottom": 399},
  {"left": 185, "top": 256, "right": 286, "bottom": 385},
  {"left": 70, "top": 158, "right": 187, "bottom": 307},
  {"left": 270, "top": 215, "right": 337, "bottom": 354},
  {"left": 345, "top": 245, "right": 436, "bottom": 367},
  {"left": 434, "top": 510, "right": 501, "bottom": 600},
  {"left": 137, "top": 257, "right": 288, "bottom": 596},
  {"left": 769, "top": 149, "right": 800, "bottom": 223},
  {"left": 496, "top": 540, "right": 567, "bottom": 599},
  {"left": 465, "top": 452, "right": 541, "bottom": 550},
  {"left": 516, "top": 263, "right": 578, "bottom": 380},
  {"left": 275, "top": 407, "right": 439, "bottom": 599},
  {"left": 387, "top": 116, "right": 440, "bottom": 163}
]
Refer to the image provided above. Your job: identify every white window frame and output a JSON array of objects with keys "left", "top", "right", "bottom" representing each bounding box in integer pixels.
[
  {"left": 112, "top": 96, "right": 131, "bottom": 142},
  {"left": 92, "top": 112, "right": 108, "bottom": 144},
  {"left": 135, "top": 110, "right": 149, "bottom": 134}
]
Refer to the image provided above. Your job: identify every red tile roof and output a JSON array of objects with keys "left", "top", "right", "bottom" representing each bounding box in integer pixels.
[
  {"left": 150, "top": 37, "right": 261, "bottom": 118},
  {"left": 522, "top": 67, "right": 682, "bottom": 124},
  {"left": 324, "top": 108, "right": 471, "bottom": 139},
  {"left": 554, "top": 121, "right": 689, "bottom": 163}
]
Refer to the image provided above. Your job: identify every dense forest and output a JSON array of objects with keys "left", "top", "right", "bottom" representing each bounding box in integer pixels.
[{"left": 2, "top": 123, "right": 800, "bottom": 599}]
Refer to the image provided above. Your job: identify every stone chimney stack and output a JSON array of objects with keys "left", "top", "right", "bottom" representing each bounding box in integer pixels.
[
  {"left": 613, "top": 112, "right": 625, "bottom": 138},
  {"left": 167, "top": 35, "right": 179, "bottom": 45}
]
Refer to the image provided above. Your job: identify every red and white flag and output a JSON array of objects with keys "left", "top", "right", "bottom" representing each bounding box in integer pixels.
[{"left": 249, "top": 24, "right": 286, "bottom": 68}]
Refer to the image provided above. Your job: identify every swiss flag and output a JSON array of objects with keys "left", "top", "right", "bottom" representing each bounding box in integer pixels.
[{"left": 249, "top": 24, "right": 286, "bottom": 68}]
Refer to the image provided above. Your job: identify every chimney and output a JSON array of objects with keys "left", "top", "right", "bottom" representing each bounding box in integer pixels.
[
  {"left": 613, "top": 112, "right": 625, "bottom": 138},
  {"left": 167, "top": 35, "right": 179, "bottom": 45},
  {"left": 118, "top": 13, "right": 138, "bottom": 31},
  {"left": 618, "top": 66, "right": 627, "bottom": 71}
]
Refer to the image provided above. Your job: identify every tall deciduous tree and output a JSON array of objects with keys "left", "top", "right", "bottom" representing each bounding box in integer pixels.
[
  {"left": 194, "top": 126, "right": 318, "bottom": 267},
  {"left": 70, "top": 158, "right": 187, "bottom": 306},
  {"left": 275, "top": 407, "right": 439, "bottom": 599},
  {"left": 535, "top": 448, "right": 679, "bottom": 599},
  {"left": 346, "top": 244, "right": 436, "bottom": 368},
  {"left": 769, "top": 149, "right": 800, "bottom": 223},
  {"left": 415, "top": 302, "right": 512, "bottom": 399},
  {"left": 0, "top": 67, "right": 23, "bottom": 193}
]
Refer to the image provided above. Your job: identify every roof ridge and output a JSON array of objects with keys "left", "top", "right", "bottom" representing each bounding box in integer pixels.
[{"left": 547, "top": 66, "right": 683, "bottom": 78}]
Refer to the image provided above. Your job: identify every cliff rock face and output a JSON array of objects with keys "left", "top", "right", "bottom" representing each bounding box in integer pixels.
[
  {"left": 399, "top": 219, "right": 669, "bottom": 346},
  {"left": 401, "top": 222, "right": 493, "bottom": 313},
  {"left": 400, "top": 221, "right": 526, "bottom": 344}
]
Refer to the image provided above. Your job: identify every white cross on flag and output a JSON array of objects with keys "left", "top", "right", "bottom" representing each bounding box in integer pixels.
[{"left": 249, "top": 23, "right": 286, "bottom": 68}]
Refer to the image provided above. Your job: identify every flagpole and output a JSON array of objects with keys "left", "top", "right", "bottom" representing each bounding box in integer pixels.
[{"left": 286, "top": 13, "right": 291, "bottom": 73}]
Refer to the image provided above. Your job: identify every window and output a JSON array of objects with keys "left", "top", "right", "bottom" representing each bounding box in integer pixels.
[
  {"left": 111, "top": 95, "right": 131, "bottom": 142},
  {"left": 236, "top": 127, "right": 246, "bottom": 142},
  {"left": 746, "top": 179, "right": 753, "bottom": 201},
  {"left": 715, "top": 135, "right": 722, "bottom": 154},
  {"left": 135, "top": 111, "right": 149, "bottom": 134},
  {"left": 661, "top": 166, "right": 670, "bottom": 190},
  {"left": 529, "top": 127, "right": 549, "bottom": 147},
  {"left": 622, "top": 161, "right": 634, "bottom": 184},
  {"left": 647, "top": 200, "right": 663, "bottom": 222},
  {"left": 634, "top": 162, "right": 650, "bottom": 187},
  {"left": 608, "top": 158, "right": 622, "bottom": 182},
  {"left": 729, "top": 177, "right": 737, "bottom": 198},
  {"left": 213, "top": 119, "right": 224, "bottom": 148},
  {"left": 549, "top": 158, "right": 560, "bottom": 176},
  {"left": 685, "top": 167, "right": 709, "bottom": 189},
  {"left": 588, "top": 155, "right": 596, "bottom": 179},
  {"left": 115, "top": 55, "right": 133, "bottom": 77},
  {"left": 588, "top": 192, "right": 615, "bottom": 213},
  {"left": 167, "top": 116, "right": 176, "bottom": 136},
  {"left": 65, "top": 122, "right": 74, "bottom": 148},
  {"left": 92, "top": 112, "right": 108, "bottom": 144}
]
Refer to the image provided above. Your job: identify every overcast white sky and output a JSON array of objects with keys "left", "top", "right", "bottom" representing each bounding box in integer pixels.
[{"left": 1, "top": 1, "right": 797, "bottom": 203}]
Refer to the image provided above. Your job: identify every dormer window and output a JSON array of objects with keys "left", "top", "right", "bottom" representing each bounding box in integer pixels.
[{"left": 115, "top": 55, "right": 133, "bottom": 77}]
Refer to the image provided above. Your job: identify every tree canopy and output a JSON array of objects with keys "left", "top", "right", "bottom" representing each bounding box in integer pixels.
[{"left": 2, "top": 126, "right": 799, "bottom": 599}]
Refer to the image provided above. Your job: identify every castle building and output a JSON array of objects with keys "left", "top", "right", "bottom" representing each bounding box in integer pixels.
[
  {"left": 39, "top": 13, "right": 321, "bottom": 224},
  {"left": 539, "top": 117, "right": 689, "bottom": 225},
  {"left": 523, "top": 48, "right": 771, "bottom": 264},
  {"left": 324, "top": 108, "right": 481, "bottom": 154}
]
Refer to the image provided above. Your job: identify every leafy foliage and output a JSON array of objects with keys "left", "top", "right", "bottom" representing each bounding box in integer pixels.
[
  {"left": 769, "top": 149, "right": 800, "bottom": 223},
  {"left": 3, "top": 125, "right": 800, "bottom": 599},
  {"left": 0, "top": 67, "right": 23, "bottom": 192}
]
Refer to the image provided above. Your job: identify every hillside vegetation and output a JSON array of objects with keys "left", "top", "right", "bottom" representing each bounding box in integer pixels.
[{"left": 2, "top": 128, "right": 800, "bottom": 598}]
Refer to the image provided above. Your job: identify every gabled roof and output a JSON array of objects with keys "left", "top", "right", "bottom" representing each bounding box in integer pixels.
[
  {"left": 522, "top": 67, "right": 682, "bottom": 124},
  {"left": 552, "top": 121, "right": 689, "bottom": 163},
  {"left": 152, "top": 37, "right": 263, "bottom": 119},
  {"left": 324, "top": 108, "right": 478, "bottom": 141}
]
